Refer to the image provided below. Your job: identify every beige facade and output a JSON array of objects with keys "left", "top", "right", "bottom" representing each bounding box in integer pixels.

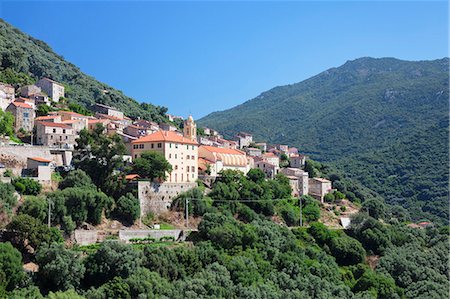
[
  {"left": 198, "top": 145, "right": 249, "bottom": 175},
  {"left": 280, "top": 167, "right": 309, "bottom": 196},
  {"left": 290, "top": 154, "right": 306, "bottom": 168},
  {"left": 58, "top": 111, "right": 89, "bottom": 133},
  {"left": 36, "top": 78, "right": 65, "bottom": 102},
  {"left": 36, "top": 121, "right": 77, "bottom": 148},
  {"left": 131, "top": 131, "right": 198, "bottom": 183},
  {"left": 93, "top": 103, "right": 124, "bottom": 119},
  {"left": 309, "top": 177, "right": 333, "bottom": 203},
  {"left": 255, "top": 160, "right": 279, "bottom": 179},
  {"left": 0, "top": 82, "right": 15, "bottom": 112},
  {"left": 236, "top": 132, "right": 253, "bottom": 149}
]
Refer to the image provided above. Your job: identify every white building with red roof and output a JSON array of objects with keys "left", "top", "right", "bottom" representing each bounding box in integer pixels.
[
  {"left": 131, "top": 130, "right": 198, "bottom": 183},
  {"left": 198, "top": 145, "right": 250, "bottom": 176}
]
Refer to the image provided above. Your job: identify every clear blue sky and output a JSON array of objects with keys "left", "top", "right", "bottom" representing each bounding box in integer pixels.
[{"left": 1, "top": 1, "right": 448, "bottom": 118}]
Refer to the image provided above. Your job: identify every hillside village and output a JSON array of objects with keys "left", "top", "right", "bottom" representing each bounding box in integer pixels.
[{"left": 0, "top": 77, "right": 361, "bottom": 238}]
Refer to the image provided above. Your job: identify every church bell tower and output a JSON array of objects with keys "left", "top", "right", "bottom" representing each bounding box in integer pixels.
[{"left": 183, "top": 115, "right": 196, "bottom": 141}]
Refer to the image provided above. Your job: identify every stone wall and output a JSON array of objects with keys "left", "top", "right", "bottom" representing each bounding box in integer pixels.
[
  {"left": 74, "top": 230, "right": 98, "bottom": 245},
  {"left": 119, "top": 229, "right": 183, "bottom": 242},
  {"left": 138, "top": 181, "right": 196, "bottom": 216},
  {"left": 0, "top": 146, "right": 72, "bottom": 171}
]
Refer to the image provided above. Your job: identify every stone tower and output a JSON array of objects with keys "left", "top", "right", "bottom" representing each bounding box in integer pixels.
[{"left": 183, "top": 115, "right": 196, "bottom": 141}]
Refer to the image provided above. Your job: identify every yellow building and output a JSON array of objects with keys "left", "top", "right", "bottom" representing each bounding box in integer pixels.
[{"left": 131, "top": 130, "right": 198, "bottom": 183}]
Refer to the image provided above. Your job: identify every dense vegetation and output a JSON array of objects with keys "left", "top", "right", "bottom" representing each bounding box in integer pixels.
[
  {"left": 0, "top": 19, "right": 167, "bottom": 122},
  {"left": 199, "top": 57, "right": 449, "bottom": 223}
]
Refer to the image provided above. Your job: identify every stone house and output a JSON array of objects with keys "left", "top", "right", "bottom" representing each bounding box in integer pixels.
[
  {"left": 57, "top": 111, "right": 89, "bottom": 132},
  {"left": 255, "top": 160, "right": 279, "bottom": 179},
  {"left": 92, "top": 103, "right": 124, "bottom": 119},
  {"left": 36, "top": 78, "right": 65, "bottom": 102},
  {"left": 280, "top": 167, "right": 309, "bottom": 196},
  {"left": 35, "top": 121, "right": 77, "bottom": 149},
  {"left": 255, "top": 142, "right": 267, "bottom": 152},
  {"left": 236, "top": 132, "right": 253, "bottom": 149},
  {"left": 309, "top": 177, "right": 333, "bottom": 203},
  {"left": 245, "top": 147, "right": 262, "bottom": 157},
  {"left": 0, "top": 82, "right": 15, "bottom": 111},
  {"left": 19, "top": 85, "right": 41, "bottom": 98},
  {"left": 159, "top": 122, "right": 177, "bottom": 132},
  {"left": 6, "top": 101, "right": 35, "bottom": 132},
  {"left": 290, "top": 154, "right": 306, "bottom": 169},
  {"left": 256, "top": 152, "right": 280, "bottom": 167}
]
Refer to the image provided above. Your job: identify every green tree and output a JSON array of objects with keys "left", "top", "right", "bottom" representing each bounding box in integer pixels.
[
  {"left": 73, "top": 125, "right": 126, "bottom": 194},
  {"left": 59, "top": 169, "right": 95, "bottom": 190},
  {"left": 17, "top": 195, "right": 47, "bottom": 222},
  {"left": 4, "top": 214, "right": 63, "bottom": 254},
  {"left": 361, "top": 199, "right": 387, "bottom": 220},
  {"left": 12, "top": 177, "right": 42, "bottom": 195},
  {"left": 353, "top": 270, "right": 403, "bottom": 299},
  {"left": 48, "top": 187, "right": 113, "bottom": 226},
  {"left": 246, "top": 168, "right": 265, "bottom": 183},
  {"left": 0, "top": 108, "right": 14, "bottom": 137},
  {"left": 329, "top": 236, "right": 366, "bottom": 266},
  {"left": 0, "top": 242, "right": 24, "bottom": 291},
  {"left": 132, "top": 151, "right": 172, "bottom": 181},
  {"left": 0, "top": 182, "right": 18, "bottom": 213},
  {"left": 36, "top": 243, "right": 85, "bottom": 292},
  {"left": 114, "top": 193, "right": 140, "bottom": 224},
  {"left": 84, "top": 241, "right": 143, "bottom": 287}
]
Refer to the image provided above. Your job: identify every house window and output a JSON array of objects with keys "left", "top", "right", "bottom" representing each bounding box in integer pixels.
[
  {"left": 186, "top": 155, "right": 190, "bottom": 159},
  {"left": 170, "top": 143, "right": 172, "bottom": 148},
  {"left": 192, "top": 174, "right": 194, "bottom": 178},
  {"left": 53, "top": 129, "right": 56, "bottom": 133},
  {"left": 192, "top": 145, "right": 195, "bottom": 150},
  {"left": 151, "top": 143, "right": 154, "bottom": 149},
  {"left": 158, "top": 143, "right": 162, "bottom": 148},
  {"left": 135, "top": 154, "right": 137, "bottom": 158},
  {"left": 175, "top": 154, "right": 177, "bottom": 159},
  {"left": 50, "top": 135, "right": 53, "bottom": 139},
  {"left": 187, "top": 145, "right": 189, "bottom": 150},
  {"left": 23, "top": 112, "right": 29, "bottom": 118},
  {"left": 191, "top": 155, "right": 194, "bottom": 159},
  {"left": 169, "top": 154, "right": 172, "bottom": 158},
  {"left": 191, "top": 166, "right": 195, "bottom": 172},
  {"left": 187, "top": 167, "right": 189, "bottom": 172},
  {"left": 63, "top": 129, "right": 66, "bottom": 134},
  {"left": 139, "top": 144, "right": 144, "bottom": 149},
  {"left": 175, "top": 165, "right": 178, "bottom": 170},
  {"left": 65, "top": 136, "right": 68, "bottom": 139}
]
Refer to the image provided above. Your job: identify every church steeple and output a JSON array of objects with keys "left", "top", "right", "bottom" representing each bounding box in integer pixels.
[{"left": 183, "top": 115, "right": 196, "bottom": 141}]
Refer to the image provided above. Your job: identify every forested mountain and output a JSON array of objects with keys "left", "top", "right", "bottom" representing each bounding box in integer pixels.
[
  {"left": 199, "top": 57, "right": 449, "bottom": 223},
  {"left": 0, "top": 19, "right": 167, "bottom": 122}
]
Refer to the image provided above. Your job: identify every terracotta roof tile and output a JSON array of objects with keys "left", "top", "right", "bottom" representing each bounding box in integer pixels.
[
  {"left": 132, "top": 131, "right": 198, "bottom": 145},
  {"left": 28, "top": 157, "right": 52, "bottom": 163},
  {"left": 11, "top": 101, "right": 33, "bottom": 109},
  {"left": 200, "top": 145, "right": 245, "bottom": 155},
  {"left": 37, "top": 121, "right": 72, "bottom": 129}
]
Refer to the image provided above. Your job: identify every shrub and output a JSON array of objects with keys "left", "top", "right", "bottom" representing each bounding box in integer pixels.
[
  {"left": 12, "top": 178, "right": 42, "bottom": 195},
  {"left": 114, "top": 193, "right": 140, "bottom": 224}
]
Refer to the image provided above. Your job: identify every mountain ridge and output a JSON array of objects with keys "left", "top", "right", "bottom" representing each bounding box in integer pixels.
[{"left": 198, "top": 57, "right": 449, "bottom": 222}]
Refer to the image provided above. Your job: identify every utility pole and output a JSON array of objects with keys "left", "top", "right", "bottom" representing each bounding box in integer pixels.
[
  {"left": 185, "top": 197, "right": 189, "bottom": 229},
  {"left": 299, "top": 195, "right": 303, "bottom": 227},
  {"left": 47, "top": 198, "right": 52, "bottom": 228}
]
